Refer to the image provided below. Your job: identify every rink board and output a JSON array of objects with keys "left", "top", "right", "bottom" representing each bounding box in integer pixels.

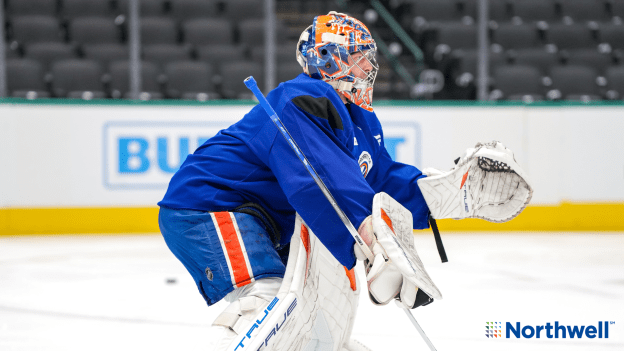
[{"left": 1, "top": 99, "right": 623, "bottom": 234}]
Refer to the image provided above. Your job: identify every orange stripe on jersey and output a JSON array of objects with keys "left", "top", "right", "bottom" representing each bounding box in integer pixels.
[{"left": 213, "top": 212, "right": 252, "bottom": 288}]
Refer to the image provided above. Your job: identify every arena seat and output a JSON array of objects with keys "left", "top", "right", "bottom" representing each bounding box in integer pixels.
[
  {"left": 492, "top": 65, "right": 543, "bottom": 100},
  {"left": 510, "top": 0, "right": 558, "bottom": 22},
  {"left": 220, "top": 61, "right": 263, "bottom": 99},
  {"left": 142, "top": 44, "right": 192, "bottom": 69},
  {"left": 224, "top": 0, "right": 264, "bottom": 21},
  {"left": 182, "top": 19, "right": 234, "bottom": 46},
  {"left": 605, "top": 66, "right": 624, "bottom": 99},
  {"left": 492, "top": 23, "right": 540, "bottom": 50},
  {"left": 24, "top": 42, "right": 77, "bottom": 72},
  {"left": 69, "top": 17, "right": 121, "bottom": 45},
  {"left": 277, "top": 62, "right": 304, "bottom": 83},
  {"left": 560, "top": 0, "right": 609, "bottom": 23},
  {"left": 82, "top": 44, "right": 129, "bottom": 67},
  {"left": 109, "top": 60, "right": 163, "bottom": 99},
  {"left": 408, "top": 0, "right": 459, "bottom": 22},
  {"left": 599, "top": 23, "right": 624, "bottom": 50},
  {"left": 302, "top": 1, "right": 328, "bottom": 15},
  {"left": 164, "top": 61, "right": 219, "bottom": 100},
  {"left": 6, "top": 58, "right": 50, "bottom": 98},
  {"left": 50, "top": 59, "right": 106, "bottom": 98},
  {"left": 196, "top": 44, "right": 247, "bottom": 68},
  {"left": 435, "top": 23, "right": 477, "bottom": 50},
  {"left": 251, "top": 44, "right": 296, "bottom": 64},
  {"left": 565, "top": 48, "right": 613, "bottom": 74},
  {"left": 546, "top": 23, "right": 596, "bottom": 50},
  {"left": 10, "top": 15, "right": 63, "bottom": 45},
  {"left": 170, "top": 0, "right": 218, "bottom": 20},
  {"left": 239, "top": 19, "right": 287, "bottom": 48},
  {"left": 8, "top": 0, "right": 57, "bottom": 16},
  {"left": 612, "top": 0, "right": 624, "bottom": 21},
  {"left": 116, "top": 0, "right": 165, "bottom": 16},
  {"left": 461, "top": 0, "right": 509, "bottom": 22},
  {"left": 511, "top": 48, "right": 560, "bottom": 75},
  {"left": 141, "top": 17, "right": 179, "bottom": 45},
  {"left": 452, "top": 50, "right": 506, "bottom": 88},
  {"left": 548, "top": 65, "right": 601, "bottom": 100},
  {"left": 61, "top": 0, "right": 113, "bottom": 20}
]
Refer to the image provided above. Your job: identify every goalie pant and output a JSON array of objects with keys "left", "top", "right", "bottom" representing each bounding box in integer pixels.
[{"left": 158, "top": 74, "right": 432, "bottom": 306}]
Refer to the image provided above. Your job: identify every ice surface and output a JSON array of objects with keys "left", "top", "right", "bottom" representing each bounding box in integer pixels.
[{"left": 1, "top": 233, "right": 622, "bottom": 351}]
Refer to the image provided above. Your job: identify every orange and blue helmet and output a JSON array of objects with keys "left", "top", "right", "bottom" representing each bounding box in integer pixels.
[{"left": 296, "top": 11, "right": 379, "bottom": 112}]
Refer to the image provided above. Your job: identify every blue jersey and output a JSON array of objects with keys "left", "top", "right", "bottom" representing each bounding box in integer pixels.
[{"left": 158, "top": 73, "right": 430, "bottom": 269}]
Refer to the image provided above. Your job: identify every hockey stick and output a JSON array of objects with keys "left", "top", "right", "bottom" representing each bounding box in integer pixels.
[{"left": 244, "top": 76, "right": 438, "bottom": 351}]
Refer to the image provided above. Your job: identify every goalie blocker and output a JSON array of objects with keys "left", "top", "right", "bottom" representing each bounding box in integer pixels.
[{"left": 356, "top": 193, "right": 442, "bottom": 309}]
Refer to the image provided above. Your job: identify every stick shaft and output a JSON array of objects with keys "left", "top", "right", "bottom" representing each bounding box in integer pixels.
[
  {"left": 244, "top": 76, "right": 374, "bottom": 261},
  {"left": 402, "top": 305, "right": 438, "bottom": 351}
]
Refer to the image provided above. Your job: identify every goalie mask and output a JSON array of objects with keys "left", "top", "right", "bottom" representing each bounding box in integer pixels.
[{"left": 296, "top": 11, "right": 379, "bottom": 112}]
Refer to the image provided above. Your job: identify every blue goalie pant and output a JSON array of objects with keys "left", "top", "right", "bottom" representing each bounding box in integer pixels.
[{"left": 159, "top": 207, "right": 287, "bottom": 305}]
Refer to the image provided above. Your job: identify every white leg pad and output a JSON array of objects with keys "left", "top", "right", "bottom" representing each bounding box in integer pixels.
[{"left": 222, "top": 214, "right": 361, "bottom": 351}]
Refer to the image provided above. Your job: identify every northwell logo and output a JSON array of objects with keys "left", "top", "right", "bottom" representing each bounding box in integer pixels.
[{"left": 487, "top": 321, "right": 614, "bottom": 339}]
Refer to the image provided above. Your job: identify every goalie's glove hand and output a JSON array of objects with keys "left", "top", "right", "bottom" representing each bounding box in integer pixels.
[{"left": 355, "top": 216, "right": 433, "bottom": 309}]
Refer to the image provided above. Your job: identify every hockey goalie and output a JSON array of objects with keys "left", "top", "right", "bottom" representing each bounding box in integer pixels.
[{"left": 157, "top": 11, "right": 533, "bottom": 351}]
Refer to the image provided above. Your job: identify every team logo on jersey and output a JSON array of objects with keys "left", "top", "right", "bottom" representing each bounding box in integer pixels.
[{"left": 358, "top": 151, "right": 373, "bottom": 178}]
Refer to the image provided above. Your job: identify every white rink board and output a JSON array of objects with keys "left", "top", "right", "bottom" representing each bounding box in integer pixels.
[{"left": 1, "top": 103, "right": 624, "bottom": 208}]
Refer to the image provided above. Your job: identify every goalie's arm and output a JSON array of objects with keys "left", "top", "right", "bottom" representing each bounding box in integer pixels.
[{"left": 364, "top": 129, "right": 431, "bottom": 230}]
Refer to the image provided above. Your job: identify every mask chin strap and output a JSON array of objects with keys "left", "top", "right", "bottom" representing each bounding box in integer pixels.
[{"left": 327, "top": 80, "right": 354, "bottom": 92}]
